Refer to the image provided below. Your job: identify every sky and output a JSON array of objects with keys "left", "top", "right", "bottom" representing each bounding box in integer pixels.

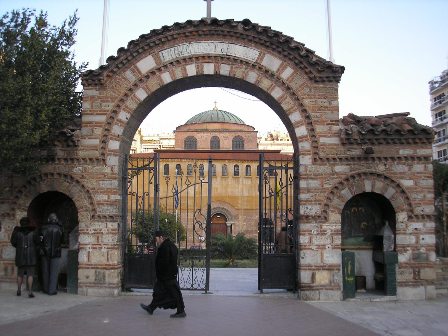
[{"left": 1, "top": 0, "right": 447, "bottom": 135}]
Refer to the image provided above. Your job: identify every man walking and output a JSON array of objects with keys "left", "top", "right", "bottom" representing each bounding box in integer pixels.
[{"left": 140, "top": 230, "right": 186, "bottom": 318}]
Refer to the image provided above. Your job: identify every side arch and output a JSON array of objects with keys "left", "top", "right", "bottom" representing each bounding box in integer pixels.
[
  {"left": 10, "top": 173, "right": 97, "bottom": 223},
  {"left": 323, "top": 172, "right": 415, "bottom": 221}
]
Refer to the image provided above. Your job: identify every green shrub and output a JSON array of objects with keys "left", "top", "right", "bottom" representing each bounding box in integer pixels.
[
  {"left": 211, "top": 233, "right": 257, "bottom": 266},
  {"left": 131, "top": 210, "right": 185, "bottom": 244}
]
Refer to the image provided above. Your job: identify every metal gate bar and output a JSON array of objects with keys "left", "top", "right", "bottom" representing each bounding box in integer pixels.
[
  {"left": 258, "top": 153, "right": 297, "bottom": 292},
  {"left": 122, "top": 154, "right": 159, "bottom": 290}
]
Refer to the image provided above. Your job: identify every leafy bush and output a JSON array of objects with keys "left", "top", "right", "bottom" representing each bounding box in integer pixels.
[
  {"left": 131, "top": 210, "right": 185, "bottom": 244},
  {"left": 211, "top": 233, "right": 257, "bottom": 266}
]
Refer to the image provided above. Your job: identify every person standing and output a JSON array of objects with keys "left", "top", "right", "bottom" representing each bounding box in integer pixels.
[
  {"left": 10, "top": 217, "right": 39, "bottom": 298},
  {"left": 39, "top": 213, "right": 64, "bottom": 295},
  {"left": 140, "top": 230, "right": 186, "bottom": 318}
]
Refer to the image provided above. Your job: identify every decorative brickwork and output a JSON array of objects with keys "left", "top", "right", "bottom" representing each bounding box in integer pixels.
[{"left": 0, "top": 18, "right": 436, "bottom": 299}]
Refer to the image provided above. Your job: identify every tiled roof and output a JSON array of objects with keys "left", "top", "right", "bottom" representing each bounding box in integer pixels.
[{"left": 340, "top": 113, "right": 434, "bottom": 144}]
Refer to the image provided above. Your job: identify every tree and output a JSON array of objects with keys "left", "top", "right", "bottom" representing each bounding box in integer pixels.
[
  {"left": 433, "top": 161, "right": 448, "bottom": 257},
  {"left": 0, "top": 9, "right": 86, "bottom": 174},
  {"left": 131, "top": 210, "right": 185, "bottom": 246}
]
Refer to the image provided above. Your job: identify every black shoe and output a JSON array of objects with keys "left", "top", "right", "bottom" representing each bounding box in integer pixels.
[
  {"left": 170, "top": 311, "right": 186, "bottom": 318},
  {"left": 16, "top": 290, "right": 21, "bottom": 296},
  {"left": 140, "top": 303, "right": 154, "bottom": 315},
  {"left": 28, "top": 293, "right": 35, "bottom": 298}
]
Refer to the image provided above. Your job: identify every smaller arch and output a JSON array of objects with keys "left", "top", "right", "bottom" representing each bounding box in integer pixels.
[
  {"left": 323, "top": 172, "right": 414, "bottom": 221},
  {"left": 211, "top": 205, "right": 236, "bottom": 224},
  {"left": 10, "top": 173, "right": 96, "bottom": 221}
]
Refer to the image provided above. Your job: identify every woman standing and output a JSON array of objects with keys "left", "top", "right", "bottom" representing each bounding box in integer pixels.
[{"left": 10, "top": 217, "right": 39, "bottom": 298}]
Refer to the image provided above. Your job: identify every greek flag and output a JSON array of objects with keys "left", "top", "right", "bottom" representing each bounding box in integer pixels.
[{"left": 174, "top": 179, "right": 179, "bottom": 209}]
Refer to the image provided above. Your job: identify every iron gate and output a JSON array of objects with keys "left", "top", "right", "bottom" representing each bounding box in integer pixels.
[
  {"left": 258, "top": 153, "right": 298, "bottom": 292},
  {"left": 122, "top": 154, "right": 211, "bottom": 292},
  {"left": 122, "top": 154, "right": 159, "bottom": 290},
  {"left": 170, "top": 160, "right": 212, "bottom": 291}
]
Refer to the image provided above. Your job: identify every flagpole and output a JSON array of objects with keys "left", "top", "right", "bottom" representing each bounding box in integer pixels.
[
  {"left": 326, "top": 0, "right": 335, "bottom": 63},
  {"left": 99, "top": 0, "right": 109, "bottom": 66},
  {"left": 175, "top": 168, "right": 179, "bottom": 245}
]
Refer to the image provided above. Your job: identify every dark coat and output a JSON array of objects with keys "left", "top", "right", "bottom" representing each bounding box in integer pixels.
[
  {"left": 155, "top": 238, "right": 178, "bottom": 281},
  {"left": 10, "top": 227, "right": 39, "bottom": 267},
  {"left": 40, "top": 223, "right": 63, "bottom": 258}
]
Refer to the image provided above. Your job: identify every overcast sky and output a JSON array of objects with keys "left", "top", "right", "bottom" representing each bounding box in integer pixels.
[{"left": 1, "top": 0, "right": 447, "bottom": 134}]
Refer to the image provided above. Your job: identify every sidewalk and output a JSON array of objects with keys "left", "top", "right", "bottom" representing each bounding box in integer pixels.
[{"left": 0, "top": 269, "right": 447, "bottom": 336}]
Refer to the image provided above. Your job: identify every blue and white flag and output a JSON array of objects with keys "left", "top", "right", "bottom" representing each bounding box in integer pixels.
[{"left": 174, "top": 179, "right": 179, "bottom": 209}]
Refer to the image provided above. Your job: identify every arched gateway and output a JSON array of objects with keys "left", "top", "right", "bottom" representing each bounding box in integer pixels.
[{"left": 0, "top": 18, "right": 436, "bottom": 300}]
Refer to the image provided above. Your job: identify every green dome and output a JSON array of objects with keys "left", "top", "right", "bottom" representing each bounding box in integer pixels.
[{"left": 185, "top": 107, "right": 245, "bottom": 125}]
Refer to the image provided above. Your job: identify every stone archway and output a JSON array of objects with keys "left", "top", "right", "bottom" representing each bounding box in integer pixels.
[
  {"left": 8, "top": 173, "right": 96, "bottom": 294},
  {"left": 325, "top": 172, "right": 415, "bottom": 297},
  {"left": 80, "top": 18, "right": 343, "bottom": 296},
  {"left": 81, "top": 18, "right": 343, "bottom": 167},
  {"left": 11, "top": 172, "right": 95, "bottom": 226},
  {"left": 324, "top": 171, "right": 414, "bottom": 222}
]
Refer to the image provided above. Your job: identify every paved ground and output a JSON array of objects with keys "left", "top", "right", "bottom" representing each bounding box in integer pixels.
[{"left": 1, "top": 268, "right": 447, "bottom": 336}]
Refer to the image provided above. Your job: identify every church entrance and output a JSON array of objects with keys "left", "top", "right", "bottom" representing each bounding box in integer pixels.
[
  {"left": 211, "top": 213, "right": 228, "bottom": 237},
  {"left": 341, "top": 192, "right": 397, "bottom": 299}
]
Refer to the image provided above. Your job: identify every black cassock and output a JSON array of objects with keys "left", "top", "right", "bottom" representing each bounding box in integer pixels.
[{"left": 151, "top": 280, "right": 177, "bottom": 310}]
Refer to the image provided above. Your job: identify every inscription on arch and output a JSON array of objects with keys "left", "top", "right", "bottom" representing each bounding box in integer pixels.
[{"left": 159, "top": 41, "right": 260, "bottom": 63}]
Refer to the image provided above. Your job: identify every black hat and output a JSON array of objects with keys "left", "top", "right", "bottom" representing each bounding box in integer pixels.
[{"left": 154, "top": 230, "right": 165, "bottom": 237}]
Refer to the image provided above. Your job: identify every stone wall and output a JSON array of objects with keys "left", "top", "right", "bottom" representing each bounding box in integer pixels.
[{"left": 0, "top": 18, "right": 436, "bottom": 299}]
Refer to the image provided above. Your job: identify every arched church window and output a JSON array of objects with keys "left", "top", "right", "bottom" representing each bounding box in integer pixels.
[
  {"left": 222, "top": 164, "right": 228, "bottom": 176},
  {"left": 232, "top": 136, "right": 244, "bottom": 150},
  {"left": 187, "top": 164, "right": 193, "bottom": 176},
  {"left": 245, "top": 165, "right": 251, "bottom": 176},
  {"left": 212, "top": 164, "right": 217, "bottom": 176},
  {"left": 199, "top": 164, "right": 204, "bottom": 177},
  {"left": 175, "top": 164, "right": 181, "bottom": 176},
  {"left": 210, "top": 136, "right": 220, "bottom": 150},
  {"left": 184, "top": 136, "right": 197, "bottom": 149},
  {"left": 234, "top": 164, "right": 240, "bottom": 176},
  {"left": 163, "top": 164, "right": 169, "bottom": 176}
]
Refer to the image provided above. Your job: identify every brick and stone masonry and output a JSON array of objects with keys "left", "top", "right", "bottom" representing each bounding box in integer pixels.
[{"left": 0, "top": 18, "right": 436, "bottom": 300}]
